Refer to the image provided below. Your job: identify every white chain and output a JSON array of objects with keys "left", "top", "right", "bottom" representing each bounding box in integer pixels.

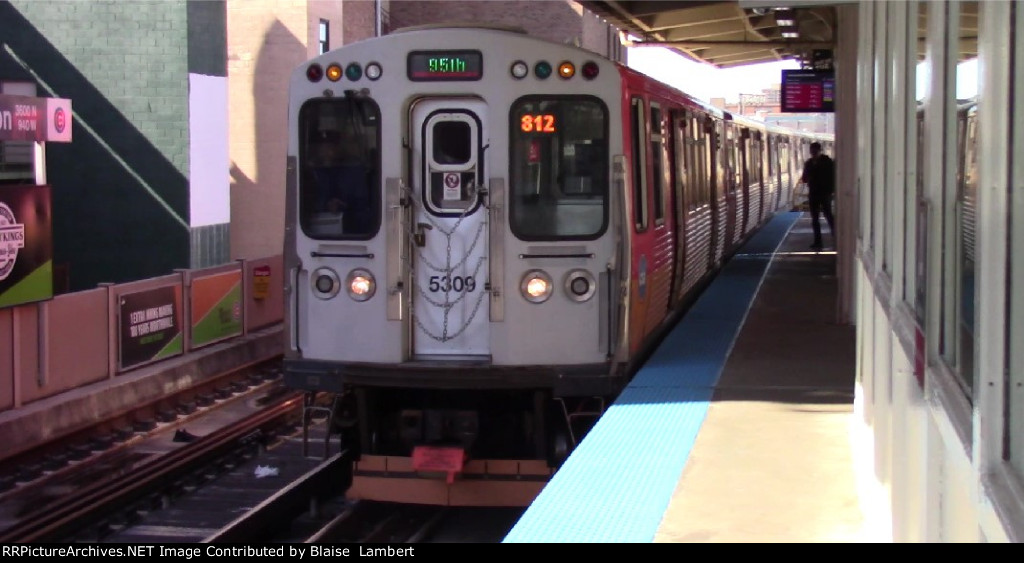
[{"left": 402, "top": 182, "right": 490, "bottom": 343}]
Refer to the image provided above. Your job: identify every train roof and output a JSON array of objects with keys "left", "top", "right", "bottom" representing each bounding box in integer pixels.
[{"left": 321, "top": 24, "right": 831, "bottom": 141}]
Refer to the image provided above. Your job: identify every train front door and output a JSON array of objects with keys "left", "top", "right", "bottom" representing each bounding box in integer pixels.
[{"left": 408, "top": 98, "right": 490, "bottom": 359}]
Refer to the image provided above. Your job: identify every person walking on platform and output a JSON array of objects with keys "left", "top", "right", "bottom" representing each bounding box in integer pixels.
[{"left": 800, "top": 141, "right": 836, "bottom": 250}]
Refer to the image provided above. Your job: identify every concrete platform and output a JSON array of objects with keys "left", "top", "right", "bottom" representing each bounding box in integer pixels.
[
  {"left": 506, "top": 213, "right": 889, "bottom": 543},
  {"left": 653, "top": 216, "right": 884, "bottom": 542}
]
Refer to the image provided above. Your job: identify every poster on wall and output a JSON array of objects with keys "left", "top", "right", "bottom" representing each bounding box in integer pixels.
[
  {"left": 190, "top": 270, "right": 243, "bottom": 349},
  {"left": 119, "top": 285, "right": 184, "bottom": 371},
  {"left": 0, "top": 184, "right": 53, "bottom": 309}
]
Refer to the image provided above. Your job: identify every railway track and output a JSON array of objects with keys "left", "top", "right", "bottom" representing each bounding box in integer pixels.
[
  {"left": 0, "top": 359, "right": 287, "bottom": 496},
  {"left": 0, "top": 383, "right": 320, "bottom": 542},
  {"left": 0, "top": 356, "right": 524, "bottom": 543}
]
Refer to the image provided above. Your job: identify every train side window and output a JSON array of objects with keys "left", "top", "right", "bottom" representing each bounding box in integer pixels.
[
  {"left": 650, "top": 103, "right": 666, "bottom": 225},
  {"left": 631, "top": 97, "right": 649, "bottom": 232},
  {"left": 755, "top": 133, "right": 763, "bottom": 186},
  {"left": 696, "top": 116, "right": 708, "bottom": 208},
  {"left": 673, "top": 111, "right": 692, "bottom": 213},
  {"left": 298, "top": 97, "right": 381, "bottom": 240},
  {"left": 509, "top": 95, "right": 609, "bottom": 240},
  {"left": 728, "top": 126, "right": 739, "bottom": 193}
]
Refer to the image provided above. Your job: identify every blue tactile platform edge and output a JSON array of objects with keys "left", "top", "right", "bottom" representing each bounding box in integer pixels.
[{"left": 504, "top": 212, "right": 799, "bottom": 543}]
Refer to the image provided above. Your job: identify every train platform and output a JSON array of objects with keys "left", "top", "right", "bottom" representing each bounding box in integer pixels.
[{"left": 505, "top": 211, "right": 891, "bottom": 543}]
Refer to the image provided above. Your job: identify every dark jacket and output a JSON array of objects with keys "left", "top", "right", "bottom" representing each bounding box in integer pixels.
[{"left": 801, "top": 154, "right": 835, "bottom": 196}]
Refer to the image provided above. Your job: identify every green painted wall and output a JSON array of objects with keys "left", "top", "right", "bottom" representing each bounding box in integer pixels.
[{"left": 0, "top": 1, "right": 225, "bottom": 291}]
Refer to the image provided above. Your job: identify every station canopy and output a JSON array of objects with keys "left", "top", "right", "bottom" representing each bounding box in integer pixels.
[
  {"left": 579, "top": 1, "right": 978, "bottom": 69},
  {"left": 579, "top": 1, "right": 838, "bottom": 69}
]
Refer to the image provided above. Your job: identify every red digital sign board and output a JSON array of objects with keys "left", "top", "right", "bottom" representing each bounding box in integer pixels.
[{"left": 780, "top": 69, "right": 835, "bottom": 113}]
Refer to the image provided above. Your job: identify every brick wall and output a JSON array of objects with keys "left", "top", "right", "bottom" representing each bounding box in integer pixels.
[
  {"left": 343, "top": 0, "right": 378, "bottom": 45},
  {"left": 388, "top": 0, "right": 622, "bottom": 58},
  {"left": 229, "top": 0, "right": 315, "bottom": 261}
]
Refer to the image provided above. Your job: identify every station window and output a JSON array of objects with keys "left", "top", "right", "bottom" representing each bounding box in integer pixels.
[
  {"left": 298, "top": 97, "right": 380, "bottom": 239},
  {"left": 1011, "top": 4, "right": 1024, "bottom": 475},
  {"left": 954, "top": 106, "right": 978, "bottom": 396},
  {"left": 508, "top": 96, "right": 608, "bottom": 240}
]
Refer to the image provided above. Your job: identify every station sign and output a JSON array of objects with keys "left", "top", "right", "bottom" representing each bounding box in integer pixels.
[
  {"left": 780, "top": 69, "right": 835, "bottom": 113},
  {"left": 252, "top": 265, "right": 271, "bottom": 300},
  {"left": 0, "top": 94, "right": 72, "bottom": 143}
]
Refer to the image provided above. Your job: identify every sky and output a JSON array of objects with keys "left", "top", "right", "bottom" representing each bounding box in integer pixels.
[
  {"left": 626, "top": 46, "right": 799, "bottom": 104},
  {"left": 627, "top": 45, "right": 980, "bottom": 105}
]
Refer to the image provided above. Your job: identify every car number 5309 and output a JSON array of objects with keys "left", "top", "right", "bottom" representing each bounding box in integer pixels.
[{"left": 428, "top": 275, "right": 476, "bottom": 293}]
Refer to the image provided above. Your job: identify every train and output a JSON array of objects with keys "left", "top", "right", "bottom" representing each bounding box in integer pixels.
[{"left": 281, "top": 23, "right": 833, "bottom": 506}]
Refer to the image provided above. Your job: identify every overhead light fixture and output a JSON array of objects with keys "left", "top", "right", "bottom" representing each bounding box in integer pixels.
[
  {"left": 782, "top": 31, "right": 799, "bottom": 38},
  {"left": 775, "top": 8, "right": 795, "bottom": 27}
]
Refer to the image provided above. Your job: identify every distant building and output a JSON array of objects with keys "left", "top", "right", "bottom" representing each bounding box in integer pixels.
[{"left": 711, "top": 83, "right": 834, "bottom": 134}]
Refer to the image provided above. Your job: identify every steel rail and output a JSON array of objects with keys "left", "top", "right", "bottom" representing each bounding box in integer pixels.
[{"left": 0, "top": 390, "right": 304, "bottom": 543}]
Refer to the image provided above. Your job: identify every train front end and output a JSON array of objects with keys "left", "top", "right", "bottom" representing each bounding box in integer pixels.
[{"left": 283, "top": 26, "right": 627, "bottom": 506}]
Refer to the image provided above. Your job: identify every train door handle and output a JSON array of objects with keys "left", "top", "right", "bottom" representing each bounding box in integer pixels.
[{"left": 414, "top": 222, "right": 433, "bottom": 247}]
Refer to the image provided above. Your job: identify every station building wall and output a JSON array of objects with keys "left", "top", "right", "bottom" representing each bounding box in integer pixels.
[{"left": 0, "top": 0, "right": 228, "bottom": 291}]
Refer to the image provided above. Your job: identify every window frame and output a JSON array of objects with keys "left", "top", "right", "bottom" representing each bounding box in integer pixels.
[
  {"left": 318, "top": 19, "right": 330, "bottom": 55},
  {"left": 507, "top": 94, "right": 610, "bottom": 241},
  {"left": 631, "top": 96, "right": 650, "bottom": 233},
  {"left": 297, "top": 97, "right": 382, "bottom": 240}
]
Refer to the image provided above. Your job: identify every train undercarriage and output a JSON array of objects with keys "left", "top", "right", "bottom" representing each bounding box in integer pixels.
[{"left": 302, "top": 383, "right": 611, "bottom": 506}]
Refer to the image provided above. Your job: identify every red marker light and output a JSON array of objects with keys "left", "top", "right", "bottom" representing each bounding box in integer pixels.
[
  {"left": 307, "top": 63, "right": 324, "bottom": 82},
  {"left": 582, "top": 61, "right": 599, "bottom": 80}
]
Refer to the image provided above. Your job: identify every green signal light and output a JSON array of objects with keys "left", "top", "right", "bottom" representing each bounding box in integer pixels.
[
  {"left": 534, "top": 61, "right": 552, "bottom": 79},
  {"left": 345, "top": 63, "right": 362, "bottom": 81}
]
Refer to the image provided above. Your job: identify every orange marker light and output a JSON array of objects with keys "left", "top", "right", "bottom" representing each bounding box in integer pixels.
[
  {"left": 558, "top": 62, "right": 575, "bottom": 79},
  {"left": 326, "top": 64, "right": 343, "bottom": 82}
]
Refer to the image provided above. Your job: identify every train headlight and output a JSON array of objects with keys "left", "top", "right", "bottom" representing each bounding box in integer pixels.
[
  {"left": 311, "top": 267, "right": 341, "bottom": 300},
  {"left": 520, "top": 270, "right": 553, "bottom": 303},
  {"left": 365, "top": 62, "right": 382, "bottom": 80},
  {"left": 346, "top": 268, "right": 376, "bottom": 301},
  {"left": 564, "top": 269, "right": 597, "bottom": 302}
]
